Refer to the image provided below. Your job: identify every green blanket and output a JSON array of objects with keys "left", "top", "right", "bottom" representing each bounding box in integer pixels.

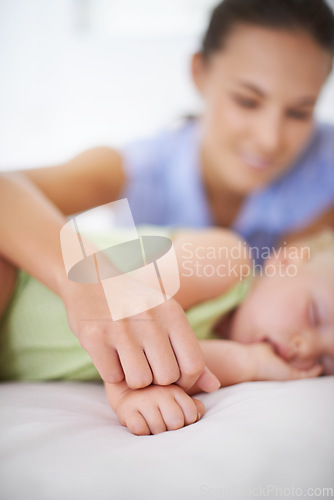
[{"left": 0, "top": 229, "right": 251, "bottom": 381}]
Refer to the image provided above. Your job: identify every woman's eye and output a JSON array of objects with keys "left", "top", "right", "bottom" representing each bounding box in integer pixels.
[
  {"left": 287, "top": 110, "right": 311, "bottom": 121},
  {"left": 234, "top": 96, "right": 258, "bottom": 109},
  {"left": 309, "top": 301, "right": 320, "bottom": 327}
]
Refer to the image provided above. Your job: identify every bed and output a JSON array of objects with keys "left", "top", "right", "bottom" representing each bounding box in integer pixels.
[{"left": 1, "top": 377, "right": 333, "bottom": 500}]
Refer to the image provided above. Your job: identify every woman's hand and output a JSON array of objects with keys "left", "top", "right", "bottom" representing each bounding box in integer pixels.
[
  {"left": 249, "top": 342, "right": 323, "bottom": 381},
  {"left": 60, "top": 277, "right": 220, "bottom": 393},
  {"left": 113, "top": 384, "right": 205, "bottom": 435}
]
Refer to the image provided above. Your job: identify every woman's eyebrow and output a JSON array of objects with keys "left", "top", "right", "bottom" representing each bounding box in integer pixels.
[
  {"left": 233, "top": 79, "right": 266, "bottom": 96},
  {"left": 233, "top": 79, "right": 316, "bottom": 106}
]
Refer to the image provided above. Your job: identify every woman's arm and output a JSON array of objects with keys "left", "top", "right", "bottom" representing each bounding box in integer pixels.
[
  {"left": 0, "top": 146, "right": 125, "bottom": 288},
  {"left": 22, "top": 146, "right": 126, "bottom": 215},
  {"left": 0, "top": 172, "right": 68, "bottom": 294},
  {"left": 0, "top": 168, "right": 218, "bottom": 394}
]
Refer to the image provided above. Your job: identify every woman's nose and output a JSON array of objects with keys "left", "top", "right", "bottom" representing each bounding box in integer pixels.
[{"left": 254, "top": 112, "right": 284, "bottom": 155}]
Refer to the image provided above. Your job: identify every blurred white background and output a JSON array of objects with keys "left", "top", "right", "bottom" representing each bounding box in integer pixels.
[{"left": 1, "top": 0, "right": 334, "bottom": 170}]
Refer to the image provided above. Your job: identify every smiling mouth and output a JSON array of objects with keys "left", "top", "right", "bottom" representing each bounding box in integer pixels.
[{"left": 240, "top": 153, "right": 274, "bottom": 171}]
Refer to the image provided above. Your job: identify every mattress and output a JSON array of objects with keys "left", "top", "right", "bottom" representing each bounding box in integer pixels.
[{"left": 0, "top": 377, "right": 333, "bottom": 500}]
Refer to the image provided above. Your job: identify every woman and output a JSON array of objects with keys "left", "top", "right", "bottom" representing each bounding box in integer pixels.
[{"left": 1, "top": 0, "right": 334, "bottom": 394}]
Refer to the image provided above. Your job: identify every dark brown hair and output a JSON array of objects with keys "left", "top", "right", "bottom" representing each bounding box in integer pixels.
[{"left": 201, "top": 0, "right": 334, "bottom": 60}]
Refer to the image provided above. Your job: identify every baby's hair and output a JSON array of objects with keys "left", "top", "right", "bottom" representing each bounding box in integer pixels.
[
  {"left": 295, "top": 228, "right": 334, "bottom": 259},
  {"left": 306, "top": 229, "right": 334, "bottom": 252}
]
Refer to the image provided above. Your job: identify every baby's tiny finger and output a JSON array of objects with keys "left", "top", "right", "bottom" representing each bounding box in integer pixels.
[
  {"left": 193, "top": 398, "right": 206, "bottom": 421},
  {"left": 173, "top": 390, "right": 199, "bottom": 425},
  {"left": 126, "top": 411, "right": 150, "bottom": 436},
  {"left": 141, "top": 407, "right": 167, "bottom": 435},
  {"left": 159, "top": 399, "right": 185, "bottom": 432},
  {"left": 300, "top": 363, "right": 323, "bottom": 379}
]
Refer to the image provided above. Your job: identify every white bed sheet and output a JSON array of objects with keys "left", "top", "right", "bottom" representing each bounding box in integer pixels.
[{"left": 0, "top": 378, "right": 333, "bottom": 500}]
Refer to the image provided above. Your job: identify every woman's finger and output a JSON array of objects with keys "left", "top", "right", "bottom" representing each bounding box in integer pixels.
[
  {"left": 169, "top": 325, "right": 220, "bottom": 392},
  {"left": 117, "top": 338, "right": 153, "bottom": 389},
  {"left": 82, "top": 339, "right": 124, "bottom": 384},
  {"left": 194, "top": 365, "right": 221, "bottom": 393},
  {"left": 142, "top": 330, "right": 180, "bottom": 386}
]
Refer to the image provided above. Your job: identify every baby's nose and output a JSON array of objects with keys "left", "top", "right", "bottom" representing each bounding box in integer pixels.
[{"left": 290, "top": 331, "right": 318, "bottom": 360}]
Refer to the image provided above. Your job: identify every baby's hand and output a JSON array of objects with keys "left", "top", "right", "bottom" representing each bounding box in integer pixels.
[
  {"left": 249, "top": 342, "right": 323, "bottom": 381},
  {"left": 116, "top": 384, "right": 205, "bottom": 436}
]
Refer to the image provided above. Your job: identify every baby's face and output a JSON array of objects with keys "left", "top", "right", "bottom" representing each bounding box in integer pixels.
[{"left": 229, "top": 252, "right": 334, "bottom": 374}]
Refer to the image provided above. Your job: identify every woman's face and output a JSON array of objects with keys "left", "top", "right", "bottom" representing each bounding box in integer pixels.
[{"left": 193, "top": 24, "right": 332, "bottom": 194}]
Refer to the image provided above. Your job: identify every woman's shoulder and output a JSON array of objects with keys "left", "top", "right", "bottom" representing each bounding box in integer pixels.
[
  {"left": 315, "top": 120, "right": 334, "bottom": 139},
  {"left": 119, "top": 118, "right": 199, "bottom": 177},
  {"left": 299, "top": 120, "right": 334, "bottom": 168},
  {"left": 273, "top": 120, "right": 334, "bottom": 190},
  {"left": 313, "top": 120, "right": 334, "bottom": 162}
]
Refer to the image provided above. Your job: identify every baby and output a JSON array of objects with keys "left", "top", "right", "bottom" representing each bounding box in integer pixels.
[
  {"left": 102, "top": 228, "right": 334, "bottom": 434},
  {"left": 0, "top": 227, "right": 333, "bottom": 435}
]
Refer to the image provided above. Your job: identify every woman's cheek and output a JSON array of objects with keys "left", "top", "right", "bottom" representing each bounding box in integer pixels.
[
  {"left": 211, "top": 103, "right": 249, "bottom": 150},
  {"left": 284, "top": 120, "right": 314, "bottom": 163},
  {"left": 224, "top": 107, "right": 248, "bottom": 135}
]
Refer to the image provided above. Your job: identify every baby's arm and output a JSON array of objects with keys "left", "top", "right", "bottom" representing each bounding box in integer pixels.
[
  {"left": 187, "top": 339, "right": 323, "bottom": 396},
  {"left": 187, "top": 340, "right": 254, "bottom": 395}
]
